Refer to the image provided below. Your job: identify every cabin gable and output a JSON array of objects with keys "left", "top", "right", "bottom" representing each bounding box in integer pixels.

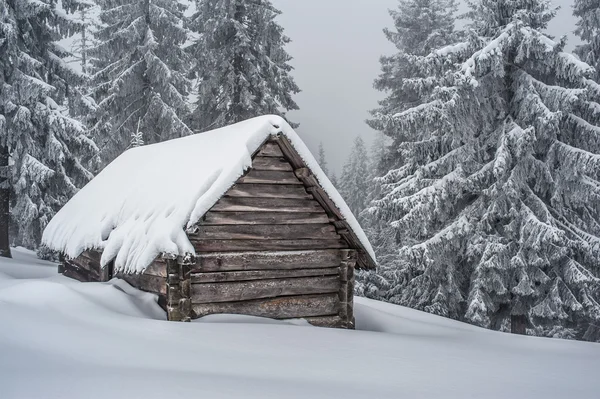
[{"left": 181, "top": 136, "right": 357, "bottom": 328}]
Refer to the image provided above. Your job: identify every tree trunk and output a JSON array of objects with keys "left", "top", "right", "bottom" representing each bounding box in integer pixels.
[
  {"left": 0, "top": 144, "right": 11, "bottom": 258},
  {"left": 511, "top": 314, "right": 528, "bottom": 335}
]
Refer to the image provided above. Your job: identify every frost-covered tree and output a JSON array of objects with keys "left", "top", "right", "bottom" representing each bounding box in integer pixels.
[
  {"left": 369, "top": 0, "right": 600, "bottom": 340},
  {"left": 340, "top": 137, "right": 371, "bottom": 222},
  {"left": 0, "top": 0, "right": 97, "bottom": 252},
  {"left": 318, "top": 142, "right": 329, "bottom": 176},
  {"left": 68, "top": 0, "right": 99, "bottom": 75},
  {"left": 368, "top": 0, "right": 458, "bottom": 140},
  {"left": 188, "top": 0, "right": 300, "bottom": 131},
  {"left": 574, "top": 0, "right": 600, "bottom": 81},
  {"left": 90, "top": 0, "right": 193, "bottom": 165}
]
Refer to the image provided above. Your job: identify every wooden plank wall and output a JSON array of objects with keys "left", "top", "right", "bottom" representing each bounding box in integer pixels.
[
  {"left": 187, "top": 140, "right": 356, "bottom": 328},
  {"left": 61, "top": 250, "right": 105, "bottom": 282},
  {"left": 61, "top": 251, "right": 168, "bottom": 311}
]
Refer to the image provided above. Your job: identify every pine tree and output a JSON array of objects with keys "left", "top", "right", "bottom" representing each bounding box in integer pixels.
[
  {"left": 188, "top": 0, "right": 300, "bottom": 131},
  {"left": 0, "top": 0, "right": 97, "bottom": 252},
  {"left": 368, "top": 0, "right": 459, "bottom": 142},
  {"left": 574, "top": 0, "right": 600, "bottom": 82},
  {"left": 318, "top": 142, "right": 329, "bottom": 176},
  {"left": 90, "top": 0, "right": 193, "bottom": 165},
  {"left": 370, "top": 0, "right": 600, "bottom": 340},
  {"left": 68, "top": 0, "right": 99, "bottom": 75},
  {"left": 340, "top": 137, "right": 371, "bottom": 222}
]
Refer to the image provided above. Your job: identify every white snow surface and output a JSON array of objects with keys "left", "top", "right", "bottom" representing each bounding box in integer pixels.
[
  {"left": 1, "top": 250, "right": 599, "bottom": 399},
  {"left": 42, "top": 115, "right": 375, "bottom": 273}
]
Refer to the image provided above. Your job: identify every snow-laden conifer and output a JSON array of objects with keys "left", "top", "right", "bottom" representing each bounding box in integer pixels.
[
  {"left": 0, "top": 0, "right": 96, "bottom": 251},
  {"left": 90, "top": 0, "right": 193, "bottom": 165},
  {"left": 340, "top": 137, "right": 371, "bottom": 223},
  {"left": 369, "top": 0, "right": 600, "bottom": 340},
  {"left": 318, "top": 142, "right": 329, "bottom": 177},
  {"left": 188, "top": 0, "right": 300, "bottom": 131},
  {"left": 574, "top": 0, "right": 600, "bottom": 81}
]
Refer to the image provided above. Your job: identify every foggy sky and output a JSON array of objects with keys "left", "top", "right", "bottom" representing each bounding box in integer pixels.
[{"left": 272, "top": 0, "right": 580, "bottom": 175}]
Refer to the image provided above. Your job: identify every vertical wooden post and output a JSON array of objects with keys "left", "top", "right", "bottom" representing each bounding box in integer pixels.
[
  {"left": 166, "top": 254, "right": 194, "bottom": 322},
  {"left": 339, "top": 249, "right": 357, "bottom": 329}
]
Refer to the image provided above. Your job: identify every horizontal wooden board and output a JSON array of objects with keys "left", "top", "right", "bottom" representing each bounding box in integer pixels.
[
  {"left": 192, "top": 293, "right": 340, "bottom": 319},
  {"left": 66, "top": 256, "right": 100, "bottom": 279},
  {"left": 191, "top": 267, "right": 340, "bottom": 283},
  {"left": 200, "top": 211, "right": 330, "bottom": 225},
  {"left": 192, "top": 239, "right": 349, "bottom": 252},
  {"left": 238, "top": 170, "right": 303, "bottom": 185},
  {"left": 252, "top": 157, "right": 293, "bottom": 171},
  {"left": 62, "top": 261, "right": 97, "bottom": 283},
  {"left": 211, "top": 197, "right": 323, "bottom": 213},
  {"left": 225, "top": 184, "right": 311, "bottom": 199},
  {"left": 143, "top": 258, "right": 167, "bottom": 277},
  {"left": 256, "top": 142, "right": 284, "bottom": 157},
  {"left": 191, "top": 276, "right": 340, "bottom": 303},
  {"left": 193, "top": 224, "right": 339, "bottom": 241},
  {"left": 304, "top": 315, "right": 346, "bottom": 328},
  {"left": 192, "top": 250, "right": 343, "bottom": 272},
  {"left": 117, "top": 273, "right": 167, "bottom": 296}
]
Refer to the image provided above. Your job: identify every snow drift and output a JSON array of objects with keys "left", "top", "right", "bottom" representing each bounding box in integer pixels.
[{"left": 1, "top": 250, "right": 599, "bottom": 399}]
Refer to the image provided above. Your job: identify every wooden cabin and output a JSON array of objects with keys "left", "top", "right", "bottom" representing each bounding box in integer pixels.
[{"left": 43, "top": 116, "right": 376, "bottom": 329}]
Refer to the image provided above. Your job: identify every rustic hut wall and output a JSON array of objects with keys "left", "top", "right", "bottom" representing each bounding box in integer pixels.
[
  {"left": 185, "top": 138, "right": 357, "bottom": 328},
  {"left": 61, "top": 251, "right": 168, "bottom": 310}
]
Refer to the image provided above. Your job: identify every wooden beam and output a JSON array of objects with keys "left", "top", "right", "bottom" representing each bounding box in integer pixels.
[
  {"left": 192, "top": 293, "right": 340, "bottom": 319},
  {"left": 238, "top": 170, "right": 303, "bottom": 185},
  {"left": 192, "top": 238, "right": 349, "bottom": 252},
  {"left": 143, "top": 259, "right": 167, "bottom": 277},
  {"left": 252, "top": 157, "right": 293, "bottom": 171},
  {"left": 200, "top": 211, "right": 329, "bottom": 225},
  {"left": 210, "top": 197, "right": 323, "bottom": 213},
  {"left": 304, "top": 315, "right": 346, "bottom": 328},
  {"left": 192, "top": 250, "right": 342, "bottom": 272},
  {"left": 191, "top": 267, "right": 340, "bottom": 283},
  {"left": 191, "top": 276, "right": 340, "bottom": 304},
  {"left": 193, "top": 224, "right": 339, "bottom": 240},
  {"left": 116, "top": 273, "right": 167, "bottom": 295},
  {"left": 256, "top": 142, "right": 284, "bottom": 157},
  {"left": 225, "top": 183, "right": 311, "bottom": 199}
]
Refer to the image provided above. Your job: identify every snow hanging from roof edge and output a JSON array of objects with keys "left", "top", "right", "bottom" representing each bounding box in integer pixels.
[{"left": 42, "top": 115, "right": 376, "bottom": 274}]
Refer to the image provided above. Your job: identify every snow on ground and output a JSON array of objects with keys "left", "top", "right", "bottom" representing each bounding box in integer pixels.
[{"left": 1, "top": 250, "right": 599, "bottom": 399}]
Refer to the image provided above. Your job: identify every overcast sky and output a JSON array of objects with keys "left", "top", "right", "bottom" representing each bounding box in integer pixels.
[{"left": 271, "top": 0, "right": 580, "bottom": 175}]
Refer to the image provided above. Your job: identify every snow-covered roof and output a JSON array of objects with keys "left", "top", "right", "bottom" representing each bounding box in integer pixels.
[{"left": 42, "top": 115, "right": 376, "bottom": 274}]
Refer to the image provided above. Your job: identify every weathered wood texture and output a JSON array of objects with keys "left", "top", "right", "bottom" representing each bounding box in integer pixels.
[
  {"left": 225, "top": 183, "right": 311, "bottom": 199},
  {"left": 116, "top": 273, "right": 167, "bottom": 296},
  {"left": 192, "top": 239, "right": 348, "bottom": 252},
  {"left": 211, "top": 197, "right": 322, "bottom": 213},
  {"left": 166, "top": 257, "right": 192, "bottom": 322},
  {"left": 191, "top": 276, "right": 340, "bottom": 304},
  {"left": 239, "top": 170, "right": 303, "bottom": 185},
  {"left": 192, "top": 250, "right": 342, "bottom": 272},
  {"left": 200, "top": 211, "right": 329, "bottom": 225},
  {"left": 252, "top": 156, "right": 293, "bottom": 171},
  {"left": 256, "top": 142, "right": 284, "bottom": 157},
  {"left": 192, "top": 294, "right": 340, "bottom": 319},
  {"left": 191, "top": 267, "right": 340, "bottom": 283},
  {"left": 61, "top": 250, "right": 104, "bottom": 283},
  {"left": 193, "top": 224, "right": 339, "bottom": 240}
]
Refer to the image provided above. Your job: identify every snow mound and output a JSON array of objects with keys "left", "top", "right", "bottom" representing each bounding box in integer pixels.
[
  {"left": 42, "top": 115, "right": 375, "bottom": 274},
  {"left": 1, "top": 250, "right": 599, "bottom": 399}
]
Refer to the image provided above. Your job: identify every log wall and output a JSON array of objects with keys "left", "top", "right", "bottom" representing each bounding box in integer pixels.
[{"left": 184, "top": 139, "right": 358, "bottom": 328}]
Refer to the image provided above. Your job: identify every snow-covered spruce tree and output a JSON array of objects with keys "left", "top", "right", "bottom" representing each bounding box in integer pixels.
[
  {"left": 370, "top": 0, "right": 600, "bottom": 340},
  {"left": 367, "top": 0, "right": 459, "bottom": 141},
  {"left": 188, "top": 0, "right": 300, "bottom": 132},
  {"left": 0, "top": 0, "right": 96, "bottom": 252},
  {"left": 90, "top": 0, "right": 193, "bottom": 165},
  {"left": 574, "top": 0, "right": 600, "bottom": 82},
  {"left": 362, "top": 0, "right": 460, "bottom": 301},
  {"left": 318, "top": 142, "right": 329, "bottom": 176},
  {"left": 339, "top": 137, "right": 371, "bottom": 223}
]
